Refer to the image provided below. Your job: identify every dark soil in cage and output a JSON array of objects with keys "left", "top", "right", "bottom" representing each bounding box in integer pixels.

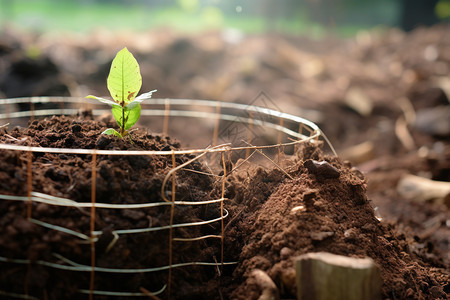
[
  {"left": 0, "top": 113, "right": 221, "bottom": 299},
  {"left": 0, "top": 114, "right": 448, "bottom": 299}
]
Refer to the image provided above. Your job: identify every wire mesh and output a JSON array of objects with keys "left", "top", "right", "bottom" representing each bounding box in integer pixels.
[{"left": 0, "top": 97, "right": 334, "bottom": 299}]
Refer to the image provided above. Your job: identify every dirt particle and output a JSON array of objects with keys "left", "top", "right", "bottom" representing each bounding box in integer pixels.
[
  {"left": 161, "top": 145, "right": 172, "bottom": 151},
  {"left": 303, "top": 190, "right": 318, "bottom": 209},
  {"left": 280, "top": 247, "right": 293, "bottom": 260},
  {"left": 310, "top": 231, "right": 334, "bottom": 241},
  {"left": 362, "top": 223, "right": 377, "bottom": 233},
  {"left": 351, "top": 167, "right": 365, "bottom": 180},
  {"left": 429, "top": 286, "right": 446, "bottom": 298},
  {"left": 344, "top": 227, "right": 359, "bottom": 242},
  {"left": 71, "top": 124, "right": 82, "bottom": 133},
  {"left": 96, "top": 135, "right": 111, "bottom": 149}
]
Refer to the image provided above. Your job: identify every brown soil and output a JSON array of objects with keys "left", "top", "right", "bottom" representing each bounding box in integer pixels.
[
  {"left": 224, "top": 151, "right": 448, "bottom": 299},
  {"left": 0, "top": 24, "right": 449, "bottom": 300},
  {"left": 0, "top": 113, "right": 220, "bottom": 299},
  {"left": 0, "top": 114, "right": 448, "bottom": 299}
]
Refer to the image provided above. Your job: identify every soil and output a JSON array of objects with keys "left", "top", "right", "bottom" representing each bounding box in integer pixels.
[
  {"left": 0, "top": 113, "right": 220, "bottom": 299},
  {"left": 0, "top": 24, "right": 449, "bottom": 299},
  {"left": 0, "top": 114, "right": 448, "bottom": 299}
]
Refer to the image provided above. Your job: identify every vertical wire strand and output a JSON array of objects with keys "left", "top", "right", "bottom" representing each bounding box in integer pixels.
[
  {"left": 58, "top": 97, "right": 65, "bottom": 115},
  {"left": 168, "top": 151, "right": 176, "bottom": 298},
  {"left": 25, "top": 149, "right": 33, "bottom": 297},
  {"left": 211, "top": 102, "right": 221, "bottom": 166},
  {"left": 296, "top": 123, "right": 304, "bottom": 154},
  {"left": 89, "top": 152, "right": 97, "bottom": 300},
  {"left": 5, "top": 100, "right": 10, "bottom": 124},
  {"left": 277, "top": 117, "right": 284, "bottom": 161},
  {"left": 277, "top": 117, "right": 284, "bottom": 145},
  {"left": 26, "top": 149, "right": 32, "bottom": 220},
  {"left": 314, "top": 130, "right": 320, "bottom": 142},
  {"left": 220, "top": 151, "right": 227, "bottom": 269}
]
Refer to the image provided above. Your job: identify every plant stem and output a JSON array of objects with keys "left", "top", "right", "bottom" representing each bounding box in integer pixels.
[{"left": 121, "top": 107, "right": 125, "bottom": 136}]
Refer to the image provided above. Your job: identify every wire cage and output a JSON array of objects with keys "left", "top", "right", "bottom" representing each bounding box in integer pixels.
[{"left": 0, "top": 97, "right": 334, "bottom": 299}]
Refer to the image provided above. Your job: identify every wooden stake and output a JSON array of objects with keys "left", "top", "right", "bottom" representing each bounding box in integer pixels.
[{"left": 296, "top": 252, "right": 381, "bottom": 300}]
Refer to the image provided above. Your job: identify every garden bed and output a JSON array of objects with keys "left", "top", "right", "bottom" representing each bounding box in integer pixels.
[
  {"left": 0, "top": 24, "right": 449, "bottom": 299},
  {"left": 0, "top": 108, "right": 447, "bottom": 299}
]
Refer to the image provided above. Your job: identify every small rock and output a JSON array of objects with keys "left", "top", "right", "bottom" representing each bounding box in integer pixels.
[
  {"left": 310, "top": 231, "right": 334, "bottom": 241},
  {"left": 290, "top": 205, "right": 305, "bottom": 214},
  {"left": 344, "top": 228, "right": 359, "bottom": 242},
  {"left": 249, "top": 269, "right": 280, "bottom": 300},
  {"left": 280, "top": 247, "right": 293, "bottom": 260},
  {"left": 304, "top": 159, "right": 340, "bottom": 179},
  {"left": 96, "top": 135, "right": 111, "bottom": 149}
]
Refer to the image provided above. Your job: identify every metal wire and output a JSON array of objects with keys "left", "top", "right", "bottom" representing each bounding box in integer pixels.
[{"left": 0, "top": 96, "right": 335, "bottom": 298}]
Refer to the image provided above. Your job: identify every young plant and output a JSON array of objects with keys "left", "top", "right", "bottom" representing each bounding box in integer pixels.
[{"left": 86, "top": 47, "right": 156, "bottom": 138}]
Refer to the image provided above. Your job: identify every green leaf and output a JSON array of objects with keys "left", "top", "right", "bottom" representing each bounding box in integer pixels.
[
  {"left": 86, "top": 95, "right": 121, "bottom": 107},
  {"left": 107, "top": 47, "right": 142, "bottom": 106},
  {"left": 124, "top": 104, "right": 141, "bottom": 130},
  {"left": 125, "top": 89, "right": 157, "bottom": 110},
  {"left": 102, "top": 128, "right": 122, "bottom": 137},
  {"left": 112, "top": 106, "right": 124, "bottom": 128},
  {"left": 111, "top": 104, "right": 142, "bottom": 131}
]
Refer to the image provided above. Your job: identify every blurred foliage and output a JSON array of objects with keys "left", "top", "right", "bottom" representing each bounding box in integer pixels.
[
  {"left": 177, "top": 0, "right": 199, "bottom": 13},
  {"left": 0, "top": 0, "right": 447, "bottom": 36},
  {"left": 436, "top": 0, "right": 450, "bottom": 19}
]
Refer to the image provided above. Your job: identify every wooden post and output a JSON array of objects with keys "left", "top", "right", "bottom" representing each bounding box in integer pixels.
[{"left": 296, "top": 252, "right": 381, "bottom": 300}]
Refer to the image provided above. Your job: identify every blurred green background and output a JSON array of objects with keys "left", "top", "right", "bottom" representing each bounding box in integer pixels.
[{"left": 1, "top": 0, "right": 449, "bottom": 36}]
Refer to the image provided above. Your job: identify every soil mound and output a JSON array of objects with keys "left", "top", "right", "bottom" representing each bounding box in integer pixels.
[{"left": 224, "top": 146, "right": 448, "bottom": 299}]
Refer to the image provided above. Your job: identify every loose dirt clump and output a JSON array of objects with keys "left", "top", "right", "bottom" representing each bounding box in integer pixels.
[{"left": 223, "top": 145, "right": 448, "bottom": 299}]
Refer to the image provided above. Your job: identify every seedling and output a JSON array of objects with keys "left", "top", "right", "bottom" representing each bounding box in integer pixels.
[{"left": 86, "top": 47, "right": 156, "bottom": 138}]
